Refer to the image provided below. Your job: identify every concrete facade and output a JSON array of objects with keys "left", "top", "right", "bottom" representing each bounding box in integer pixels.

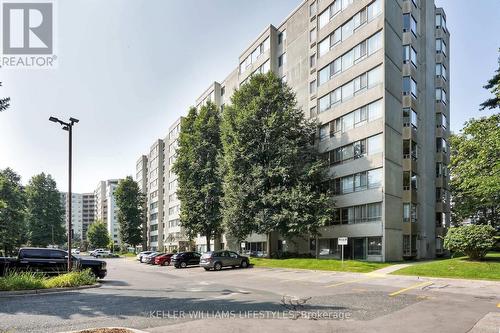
[
  {"left": 137, "top": 0, "right": 450, "bottom": 261},
  {"left": 94, "top": 179, "right": 121, "bottom": 245}
]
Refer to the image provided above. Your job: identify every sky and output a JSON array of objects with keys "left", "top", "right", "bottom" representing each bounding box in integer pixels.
[{"left": 0, "top": 0, "right": 499, "bottom": 193}]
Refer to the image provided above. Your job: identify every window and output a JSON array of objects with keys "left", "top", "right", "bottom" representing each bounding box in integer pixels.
[
  {"left": 367, "top": 66, "right": 382, "bottom": 88},
  {"left": 436, "top": 137, "right": 447, "bottom": 153},
  {"left": 319, "top": 124, "right": 329, "bottom": 141},
  {"left": 436, "top": 14, "right": 446, "bottom": 30},
  {"left": 353, "top": 41, "right": 367, "bottom": 63},
  {"left": 367, "top": 31, "right": 382, "bottom": 55},
  {"left": 367, "top": 0, "right": 382, "bottom": 21},
  {"left": 368, "top": 134, "right": 383, "bottom": 155},
  {"left": 368, "top": 168, "right": 382, "bottom": 188},
  {"left": 403, "top": 45, "right": 417, "bottom": 67},
  {"left": 319, "top": 0, "right": 342, "bottom": 29},
  {"left": 403, "top": 203, "right": 410, "bottom": 222},
  {"left": 310, "top": 80, "right": 316, "bottom": 94},
  {"left": 436, "top": 63, "right": 447, "bottom": 80},
  {"left": 310, "top": 1, "right": 316, "bottom": 16},
  {"left": 310, "top": 106, "right": 317, "bottom": 118},
  {"left": 310, "top": 54, "right": 316, "bottom": 67},
  {"left": 436, "top": 162, "right": 447, "bottom": 177},
  {"left": 278, "top": 30, "right": 286, "bottom": 44},
  {"left": 403, "top": 108, "right": 418, "bottom": 128},
  {"left": 278, "top": 53, "right": 286, "bottom": 67},
  {"left": 310, "top": 28, "right": 316, "bottom": 43},
  {"left": 436, "top": 39, "right": 447, "bottom": 55},
  {"left": 353, "top": 8, "right": 367, "bottom": 29},
  {"left": 436, "top": 113, "right": 447, "bottom": 129},
  {"left": 403, "top": 171, "right": 418, "bottom": 190},
  {"left": 342, "top": 18, "right": 354, "bottom": 40},
  {"left": 368, "top": 237, "right": 382, "bottom": 255},
  {"left": 403, "top": 13, "right": 417, "bottom": 35},
  {"left": 436, "top": 88, "right": 447, "bottom": 104},
  {"left": 403, "top": 76, "right": 417, "bottom": 97},
  {"left": 342, "top": 49, "right": 354, "bottom": 70}
]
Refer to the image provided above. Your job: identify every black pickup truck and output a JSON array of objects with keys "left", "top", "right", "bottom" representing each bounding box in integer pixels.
[{"left": 0, "top": 248, "right": 107, "bottom": 279}]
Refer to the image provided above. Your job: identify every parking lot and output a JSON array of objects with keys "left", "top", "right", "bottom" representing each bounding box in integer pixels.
[{"left": 0, "top": 257, "right": 499, "bottom": 332}]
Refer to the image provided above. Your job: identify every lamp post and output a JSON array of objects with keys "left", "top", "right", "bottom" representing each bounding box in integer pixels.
[{"left": 49, "top": 116, "right": 79, "bottom": 272}]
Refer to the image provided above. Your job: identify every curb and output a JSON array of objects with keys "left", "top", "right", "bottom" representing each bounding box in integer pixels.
[{"left": 0, "top": 283, "right": 101, "bottom": 297}]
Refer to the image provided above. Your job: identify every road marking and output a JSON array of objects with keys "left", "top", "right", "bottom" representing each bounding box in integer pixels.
[
  {"left": 327, "top": 275, "right": 378, "bottom": 288},
  {"left": 389, "top": 281, "right": 433, "bottom": 296}
]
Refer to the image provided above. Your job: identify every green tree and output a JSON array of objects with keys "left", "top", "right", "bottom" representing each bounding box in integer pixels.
[
  {"left": 444, "top": 225, "right": 496, "bottom": 260},
  {"left": 220, "top": 72, "right": 333, "bottom": 255},
  {"left": 115, "top": 176, "right": 145, "bottom": 249},
  {"left": 87, "top": 221, "right": 110, "bottom": 249},
  {"left": 480, "top": 49, "right": 500, "bottom": 110},
  {"left": 172, "top": 102, "right": 224, "bottom": 251},
  {"left": 0, "top": 82, "right": 10, "bottom": 112},
  {"left": 449, "top": 114, "right": 500, "bottom": 227},
  {"left": 0, "top": 168, "right": 27, "bottom": 255},
  {"left": 25, "top": 173, "right": 65, "bottom": 247}
]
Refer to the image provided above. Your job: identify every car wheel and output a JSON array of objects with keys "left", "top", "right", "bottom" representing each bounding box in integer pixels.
[
  {"left": 166, "top": 261, "right": 171, "bottom": 266},
  {"left": 241, "top": 260, "right": 249, "bottom": 268},
  {"left": 214, "top": 262, "right": 222, "bottom": 271},
  {"left": 204, "top": 267, "right": 210, "bottom": 271},
  {"left": 140, "top": 257, "right": 143, "bottom": 263},
  {"left": 180, "top": 261, "right": 187, "bottom": 268}
]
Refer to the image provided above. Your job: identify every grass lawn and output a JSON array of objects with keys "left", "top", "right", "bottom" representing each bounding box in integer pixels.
[
  {"left": 250, "top": 257, "right": 392, "bottom": 273},
  {"left": 0, "top": 270, "right": 97, "bottom": 291},
  {"left": 392, "top": 252, "right": 500, "bottom": 281}
]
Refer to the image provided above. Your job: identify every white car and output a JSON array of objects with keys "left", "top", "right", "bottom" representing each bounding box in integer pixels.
[
  {"left": 137, "top": 251, "right": 153, "bottom": 262},
  {"left": 91, "top": 249, "right": 110, "bottom": 258},
  {"left": 71, "top": 249, "right": 80, "bottom": 254}
]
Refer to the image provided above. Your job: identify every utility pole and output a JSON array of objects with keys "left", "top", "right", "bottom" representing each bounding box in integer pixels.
[{"left": 49, "top": 116, "right": 79, "bottom": 272}]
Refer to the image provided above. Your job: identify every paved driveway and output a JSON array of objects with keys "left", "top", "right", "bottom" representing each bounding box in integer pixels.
[{"left": 0, "top": 257, "right": 499, "bottom": 333}]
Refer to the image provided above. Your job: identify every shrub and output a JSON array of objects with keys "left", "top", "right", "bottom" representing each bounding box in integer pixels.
[
  {"left": 444, "top": 225, "right": 496, "bottom": 260},
  {"left": 0, "top": 271, "right": 45, "bottom": 291},
  {"left": 44, "top": 269, "right": 97, "bottom": 288},
  {"left": 0, "top": 269, "right": 97, "bottom": 291}
]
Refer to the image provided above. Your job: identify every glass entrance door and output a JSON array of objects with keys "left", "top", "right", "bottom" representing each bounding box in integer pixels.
[{"left": 353, "top": 238, "right": 366, "bottom": 260}]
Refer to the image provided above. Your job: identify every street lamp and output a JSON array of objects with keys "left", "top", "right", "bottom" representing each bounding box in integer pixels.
[{"left": 49, "top": 116, "right": 79, "bottom": 272}]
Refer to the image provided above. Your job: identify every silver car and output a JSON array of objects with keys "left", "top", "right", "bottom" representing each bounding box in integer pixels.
[{"left": 200, "top": 251, "right": 250, "bottom": 271}]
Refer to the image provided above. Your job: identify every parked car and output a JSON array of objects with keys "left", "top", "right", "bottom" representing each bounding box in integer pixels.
[
  {"left": 137, "top": 251, "right": 153, "bottom": 262},
  {"left": 145, "top": 252, "right": 164, "bottom": 264},
  {"left": 171, "top": 252, "right": 201, "bottom": 268},
  {"left": 0, "top": 248, "right": 107, "bottom": 278},
  {"left": 89, "top": 248, "right": 105, "bottom": 256},
  {"left": 200, "top": 251, "right": 250, "bottom": 271},
  {"left": 154, "top": 253, "right": 174, "bottom": 266}
]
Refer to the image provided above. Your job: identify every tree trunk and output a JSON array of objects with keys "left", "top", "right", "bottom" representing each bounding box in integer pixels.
[
  {"left": 206, "top": 234, "right": 211, "bottom": 252},
  {"left": 266, "top": 232, "right": 271, "bottom": 258}
]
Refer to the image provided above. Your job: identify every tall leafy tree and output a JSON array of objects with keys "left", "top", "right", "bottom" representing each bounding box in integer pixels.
[
  {"left": 220, "top": 72, "right": 333, "bottom": 254},
  {"left": 115, "top": 176, "right": 145, "bottom": 249},
  {"left": 87, "top": 220, "right": 110, "bottom": 249},
  {"left": 25, "top": 173, "right": 66, "bottom": 246},
  {"left": 0, "top": 168, "right": 27, "bottom": 255},
  {"left": 450, "top": 114, "right": 500, "bottom": 227},
  {"left": 0, "top": 82, "right": 10, "bottom": 112},
  {"left": 172, "top": 102, "right": 224, "bottom": 251},
  {"left": 480, "top": 49, "right": 500, "bottom": 110}
]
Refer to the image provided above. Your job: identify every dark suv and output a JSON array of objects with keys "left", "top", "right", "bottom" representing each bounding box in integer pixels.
[
  {"left": 200, "top": 251, "right": 249, "bottom": 271},
  {"left": 171, "top": 252, "right": 201, "bottom": 268}
]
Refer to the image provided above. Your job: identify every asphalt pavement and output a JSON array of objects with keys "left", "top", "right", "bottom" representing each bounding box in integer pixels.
[{"left": 0, "top": 256, "right": 499, "bottom": 333}]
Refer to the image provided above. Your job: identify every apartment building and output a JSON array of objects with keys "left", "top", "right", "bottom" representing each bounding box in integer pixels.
[
  {"left": 145, "top": 140, "right": 165, "bottom": 251},
  {"left": 59, "top": 192, "right": 83, "bottom": 240},
  {"left": 136, "top": 155, "right": 148, "bottom": 248},
  {"left": 94, "top": 179, "right": 122, "bottom": 245},
  {"left": 138, "top": 0, "right": 450, "bottom": 261},
  {"left": 82, "top": 193, "right": 95, "bottom": 241}
]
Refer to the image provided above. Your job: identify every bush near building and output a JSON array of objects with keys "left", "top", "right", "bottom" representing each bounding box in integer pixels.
[{"left": 444, "top": 225, "right": 496, "bottom": 260}]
